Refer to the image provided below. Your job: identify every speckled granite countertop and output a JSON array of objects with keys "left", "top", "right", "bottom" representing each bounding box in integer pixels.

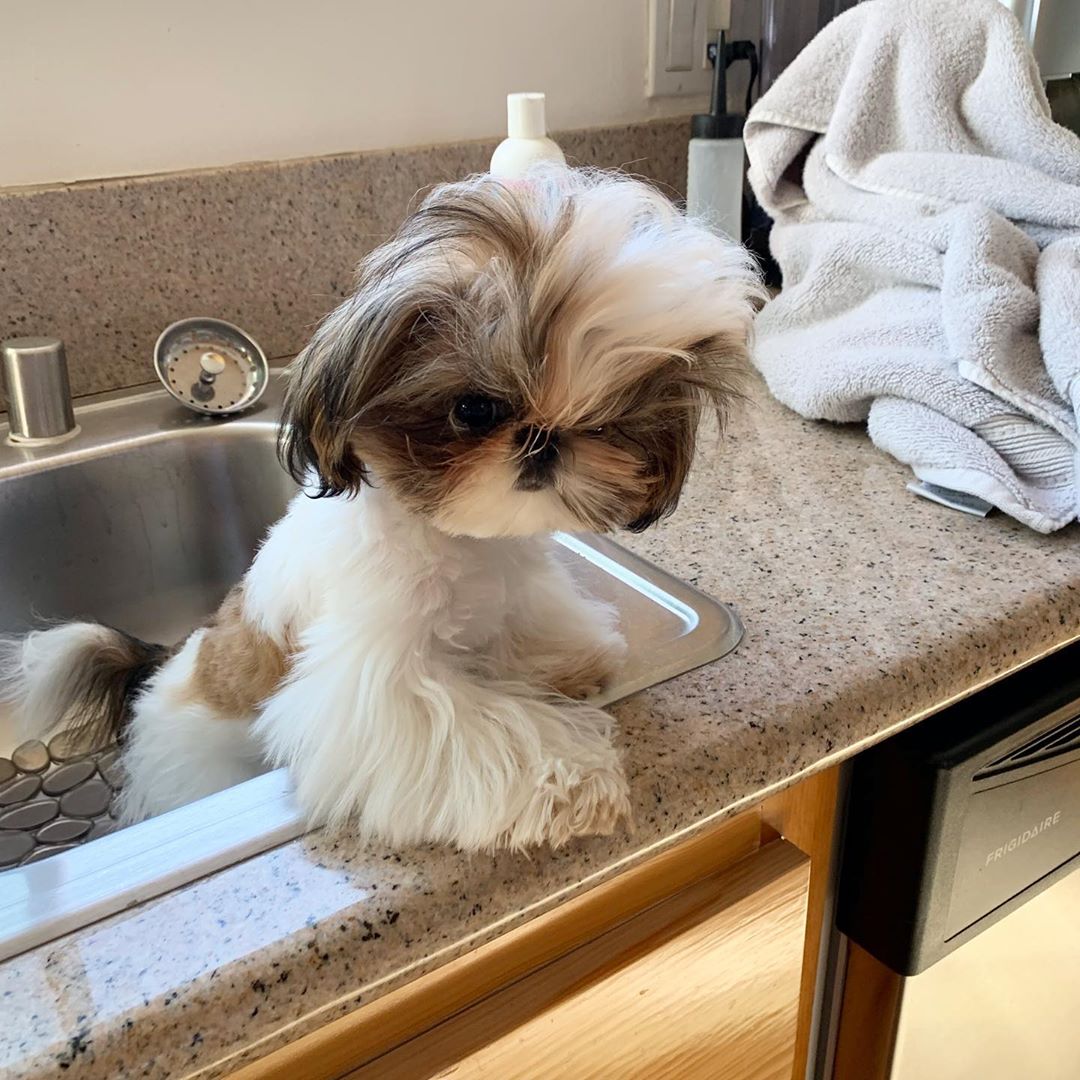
[{"left": 3, "top": 377, "right": 1079, "bottom": 1079}]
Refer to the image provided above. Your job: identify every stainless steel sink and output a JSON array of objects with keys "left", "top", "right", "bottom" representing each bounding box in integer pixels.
[
  {"left": 0, "top": 385, "right": 294, "bottom": 643},
  {"left": 0, "top": 374, "right": 743, "bottom": 961}
]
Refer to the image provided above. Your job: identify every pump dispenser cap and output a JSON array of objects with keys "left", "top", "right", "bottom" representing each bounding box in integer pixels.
[
  {"left": 691, "top": 32, "right": 756, "bottom": 140},
  {"left": 691, "top": 112, "right": 744, "bottom": 139},
  {"left": 507, "top": 93, "right": 548, "bottom": 139}
]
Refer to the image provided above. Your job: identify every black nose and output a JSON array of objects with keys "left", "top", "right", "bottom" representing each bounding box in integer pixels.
[
  {"left": 515, "top": 426, "right": 561, "bottom": 490},
  {"left": 516, "top": 425, "right": 560, "bottom": 464}
]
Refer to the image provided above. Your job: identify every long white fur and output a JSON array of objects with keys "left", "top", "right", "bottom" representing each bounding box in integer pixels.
[
  {"left": 116, "top": 632, "right": 267, "bottom": 822},
  {"left": 115, "top": 483, "right": 630, "bottom": 848},
  {"left": 0, "top": 623, "right": 115, "bottom": 738}
]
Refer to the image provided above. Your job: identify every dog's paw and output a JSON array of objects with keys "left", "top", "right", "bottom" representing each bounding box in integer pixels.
[
  {"left": 551, "top": 765, "right": 632, "bottom": 843},
  {"left": 547, "top": 633, "right": 628, "bottom": 700},
  {"left": 503, "top": 760, "right": 632, "bottom": 848}
]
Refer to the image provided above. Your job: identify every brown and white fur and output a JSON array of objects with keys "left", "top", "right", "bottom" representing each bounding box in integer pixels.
[{"left": 0, "top": 168, "right": 761, "bottom": 851}]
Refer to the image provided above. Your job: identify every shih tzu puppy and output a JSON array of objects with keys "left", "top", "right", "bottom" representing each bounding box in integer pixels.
[{"left": 1, "top": 168, "right": 760, "bottom": 851}]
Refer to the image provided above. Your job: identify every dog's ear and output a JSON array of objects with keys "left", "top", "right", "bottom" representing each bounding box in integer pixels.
[
  {"left": 278, "top": 300, "right": 372, "bottom": 498},
  {"left": 622, "top": 331, "right": 750, "bottom": 533},
  {"left": 278, "top": 278, "right": 443, "bottom": 498}
]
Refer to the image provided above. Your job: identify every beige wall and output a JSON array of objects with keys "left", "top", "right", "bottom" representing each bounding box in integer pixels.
[{"left": 1, "top": 0, "right": 708, "bottom": 189}]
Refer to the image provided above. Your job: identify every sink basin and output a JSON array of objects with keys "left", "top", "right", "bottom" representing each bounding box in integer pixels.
[
  {"left": 0, "top": 375, "right": 743, "bottom": 961},
  {"left": 0, "top": 387, "right": 293, "bottom": 643}
]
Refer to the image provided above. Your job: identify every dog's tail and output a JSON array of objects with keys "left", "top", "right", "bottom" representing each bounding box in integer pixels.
[{"left": 0, "top": 623, "right": 170, "bottom": 750}]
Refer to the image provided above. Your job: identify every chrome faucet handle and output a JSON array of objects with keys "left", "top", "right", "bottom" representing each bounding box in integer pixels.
[{"left": 1, "top": 337, "right": 78, "bottom": 443}]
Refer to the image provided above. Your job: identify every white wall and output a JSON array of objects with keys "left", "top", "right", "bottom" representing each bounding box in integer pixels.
[{"left": 1, "top": 0, "right": 708, "bottom": 189}]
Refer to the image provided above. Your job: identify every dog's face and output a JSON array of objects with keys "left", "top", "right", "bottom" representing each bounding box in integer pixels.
[{"left": 280, "top": 168, "right": 761, "bottom": 537}]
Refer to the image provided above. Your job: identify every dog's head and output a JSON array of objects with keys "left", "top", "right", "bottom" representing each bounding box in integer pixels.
[{"left": 280, "top": 168, "right": 762, "bottom": 537}]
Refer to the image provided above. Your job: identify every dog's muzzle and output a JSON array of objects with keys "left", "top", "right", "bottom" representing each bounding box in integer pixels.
[{"left": 515, "top": 425, "right": 560, "bottom": 491}]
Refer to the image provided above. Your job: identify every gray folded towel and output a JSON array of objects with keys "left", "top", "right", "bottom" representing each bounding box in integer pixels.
[{"left": 744, "top": 0, "right": 1080, "bottom": 532}]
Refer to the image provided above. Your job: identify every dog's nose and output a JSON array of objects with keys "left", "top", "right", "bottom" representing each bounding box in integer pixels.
[
  {"left": 516, "top": 425, "right": 560, "bottom": 464},
  {"left": 515, "top": 426, "right": 561, "bottom": 490}
]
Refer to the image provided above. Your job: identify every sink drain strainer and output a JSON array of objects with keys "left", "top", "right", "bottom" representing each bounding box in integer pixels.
[{"left": 154, "top": 317, "right": 269, "bottom": 415}]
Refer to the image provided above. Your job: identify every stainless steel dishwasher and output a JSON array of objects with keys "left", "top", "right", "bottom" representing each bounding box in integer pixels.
[{"left": 833, "top": 639, "right": 1080, "bottom": 1080}]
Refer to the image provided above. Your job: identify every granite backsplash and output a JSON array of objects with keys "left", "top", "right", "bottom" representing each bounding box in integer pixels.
[{"left": 0, "top": 116, "right": 690, "bottom": 414}]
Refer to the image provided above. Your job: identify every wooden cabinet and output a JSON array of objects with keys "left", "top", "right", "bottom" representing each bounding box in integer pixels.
[
  {"left": 231, "top": 769, "right": 839, "bottom": 1080},
  {"left": 431, "top": 842, "right": 808, "bottom": 1080}
]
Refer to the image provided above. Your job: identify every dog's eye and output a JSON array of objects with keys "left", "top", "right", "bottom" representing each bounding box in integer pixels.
[
  {"left": 584, "top": 426, "right": 606, "bottom": 438},
  {"left": 453, "top": 394, "right": 507, "bottom": 433}
]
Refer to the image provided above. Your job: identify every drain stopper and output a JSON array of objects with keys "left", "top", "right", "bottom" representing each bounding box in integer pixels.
[{"left": 154, "top": 317, "right": 269, "bottom": 415}]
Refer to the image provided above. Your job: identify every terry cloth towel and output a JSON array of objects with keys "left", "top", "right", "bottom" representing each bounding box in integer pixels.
[{"left": 744, "top": 0, "right": 1080, "bottom": 533}]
